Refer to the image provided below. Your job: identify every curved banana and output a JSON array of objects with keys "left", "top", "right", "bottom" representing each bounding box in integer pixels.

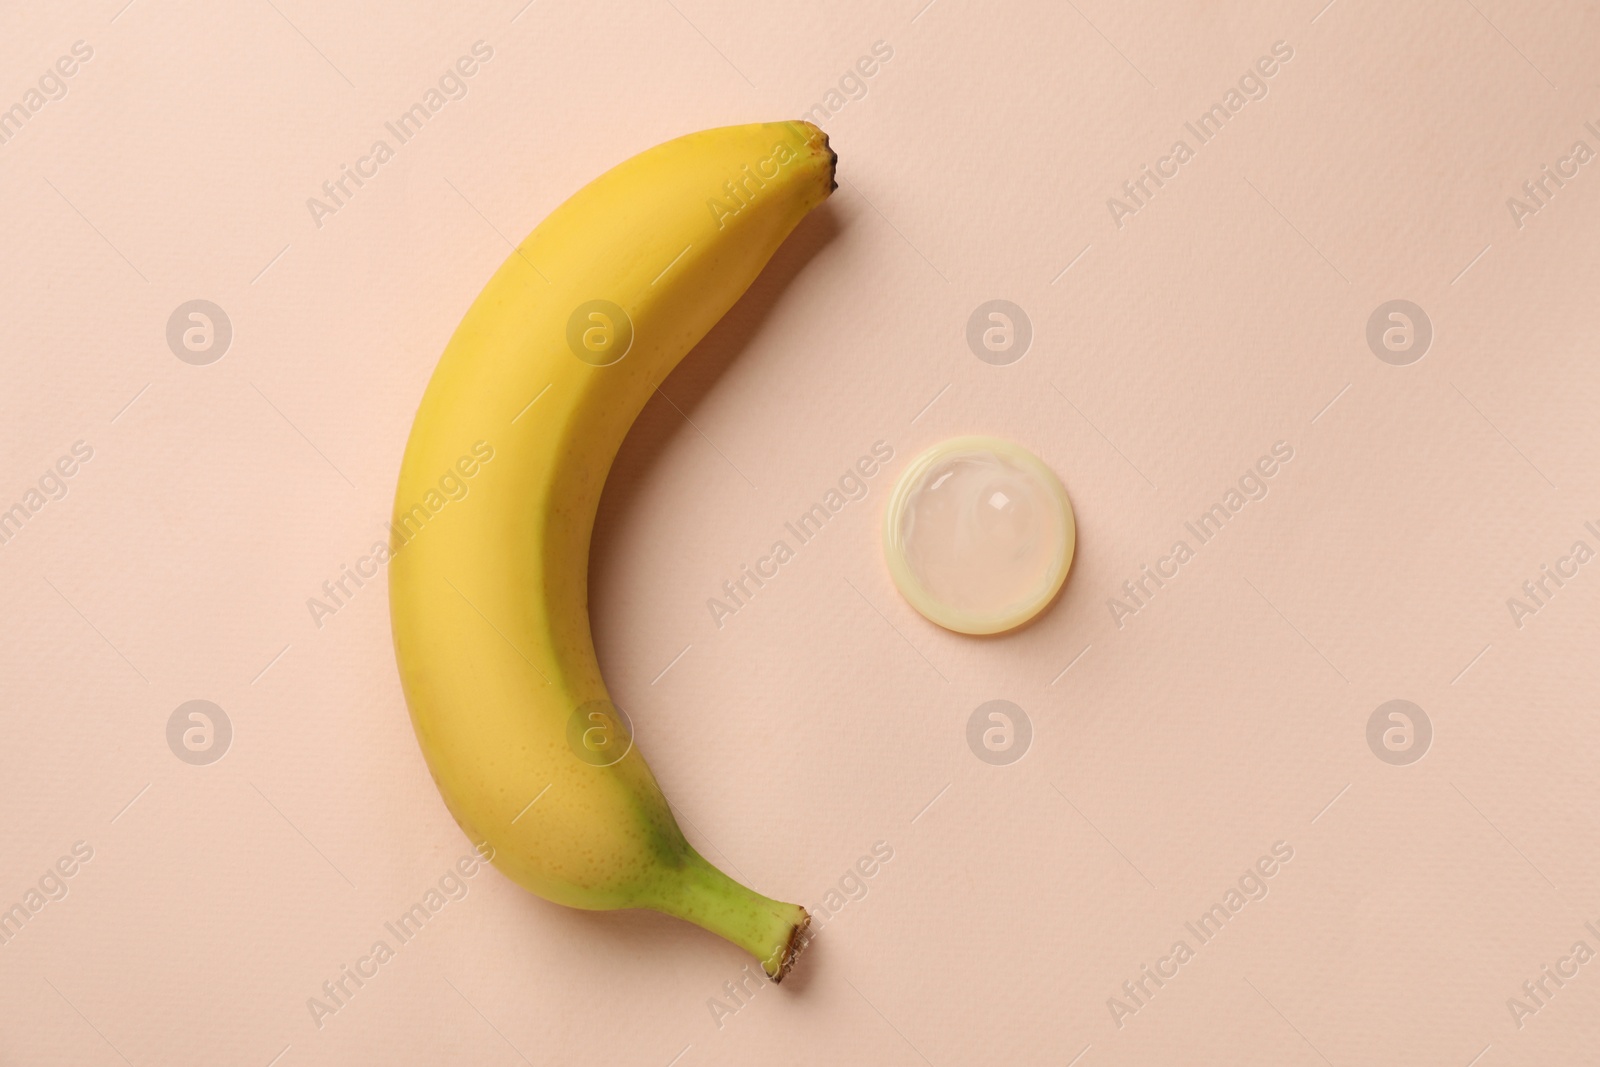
[{"left": 389, "top": 121, "right": 835, "bottom": 979}]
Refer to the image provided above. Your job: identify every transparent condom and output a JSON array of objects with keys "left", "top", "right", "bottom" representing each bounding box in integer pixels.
[{"left": 883, "top": 436, "right": 1075, "bottom": 635}]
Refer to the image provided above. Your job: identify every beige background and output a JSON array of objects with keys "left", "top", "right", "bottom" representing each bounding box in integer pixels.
[{"left": 2, "top": 0, "right": 1598, "bottom": 1064}]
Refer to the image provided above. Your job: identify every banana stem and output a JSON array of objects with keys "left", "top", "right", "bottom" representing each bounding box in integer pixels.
[{"left": 643, "top": 851, "right": 810, "bottom": 981}]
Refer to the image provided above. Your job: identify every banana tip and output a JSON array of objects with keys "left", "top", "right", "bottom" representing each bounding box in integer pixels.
[
  {"left": 769, "top": 908, "right": 812, "bottom": 984},
  {"left": 796, "top": 119, "right": 837, "bottom": 194}
]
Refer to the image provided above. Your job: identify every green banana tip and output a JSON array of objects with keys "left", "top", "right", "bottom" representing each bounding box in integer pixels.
[{"left": 767, "top": 908, "right": 813, "bottom": 984}]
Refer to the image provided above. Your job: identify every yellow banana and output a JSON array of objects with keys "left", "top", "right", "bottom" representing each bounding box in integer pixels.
[{"left": 389, "top": 121, "right": 835, "bottom": 979}]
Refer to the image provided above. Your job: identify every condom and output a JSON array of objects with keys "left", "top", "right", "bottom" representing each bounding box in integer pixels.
[{"left": 883, "top": 436, "right": 1075, "bottom": 634}]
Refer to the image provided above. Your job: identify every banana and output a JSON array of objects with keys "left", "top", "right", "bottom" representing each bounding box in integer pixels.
[{"left": 389, "top": 121, "right": 835, "bottom": 979}]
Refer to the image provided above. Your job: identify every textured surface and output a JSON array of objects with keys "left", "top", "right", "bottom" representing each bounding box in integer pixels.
[{"left": 1, "top": 1, "right": 1597, "bottom": 1064}]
